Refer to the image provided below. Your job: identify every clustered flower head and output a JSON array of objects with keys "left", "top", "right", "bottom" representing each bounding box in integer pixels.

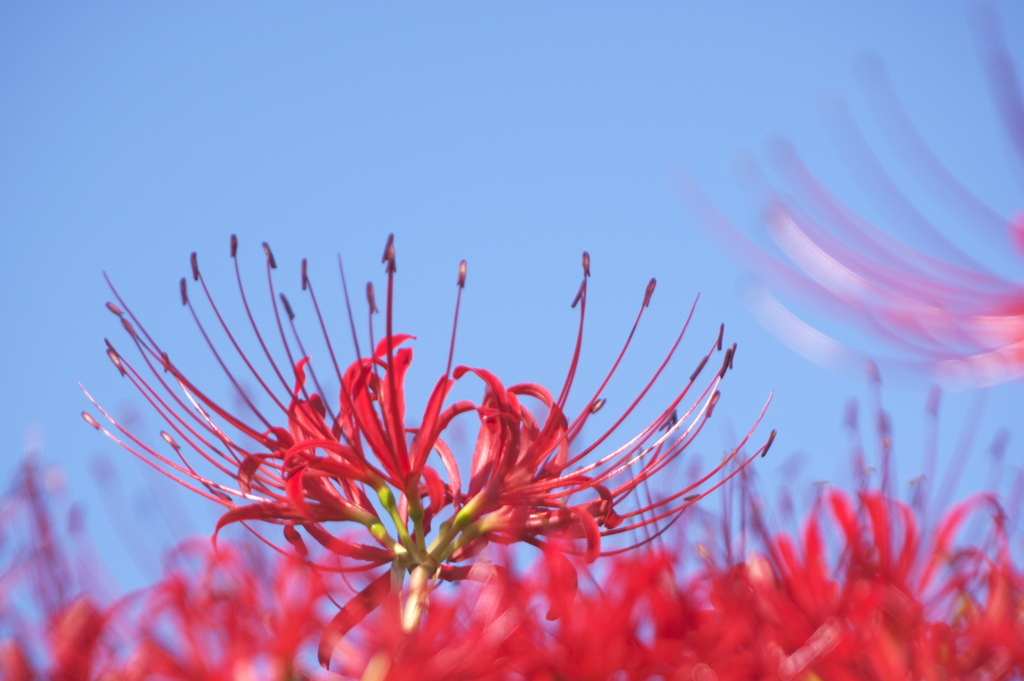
[{"left": 80, "top": 234, "right": 774, "bottom": 666}]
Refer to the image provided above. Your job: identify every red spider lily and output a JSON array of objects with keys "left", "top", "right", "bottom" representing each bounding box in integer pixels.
[
  {"left": 1, "top": 461, "right": 119, "bottom": 681},
  {"left": 344, "top": 488, "right": 1024, "bottom": 681},
  {"left": 81, "top": 235, "right": 775, "bottom": 666},
  {"left": 0, "top": 459, "right": 332, "bottom": 681},
  {"left": 116, "top": 540, "right": 329, "bottom": 681},
  {"left": 685, "top": 12, "right": 1024, "bottom": 388}
]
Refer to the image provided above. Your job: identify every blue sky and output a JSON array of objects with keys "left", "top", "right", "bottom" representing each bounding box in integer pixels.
[{"left": 3, "top": 3, "right": 1022, "bottom": 589}]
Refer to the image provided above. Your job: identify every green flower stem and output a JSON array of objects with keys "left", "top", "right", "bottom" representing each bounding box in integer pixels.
[
  {"left": 376, "top": 485, "right": 416, "bottom": 555},
  {"left": 427, "top": 495, "right": 483, "bottom": 560}
]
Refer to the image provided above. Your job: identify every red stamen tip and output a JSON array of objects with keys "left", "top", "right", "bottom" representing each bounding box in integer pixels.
[
  {"left": 366, "top": 282, "right": 378, "bottom": 314},
  {"left": 719, "top": 344, "right": 736, "bottom": 378},
  {"left": 582, "top": 251, "right": 591, "bottom": 277},
  {"left": 190, "top": 252, "right": 199, "bottom": 281},
  {"left": 120, "top": 318, "right": 138, "bottom": 340},
  {"left": 457, "top": 260, "right": 467, "bottom": 288},
  {"left": 301, "top": 258, "right": 308, "bottom": 291},
  {"left": 230, "top": 234, "right": 238, "bottom": 257},
  {"left": 762, "top": 429, "right": 777, "bottom": 457},
  {"left": 279, "top": 293, "right": 295, "bottom": 321},
  {"left": 107, "top": 347, "right": 125, "bottom": 376},
  {"left": 105, "top": 302, "right": 123, "bottom": 317},
  {"left": 706, "top": 390, "right": 721, "bottom": 418},
  {"left": 382, "top": 234, "right": 396, "bottom": 273},
  {"left": 179, "top": 277, "right": 188, "bottom": 306},
  {"left": 690, "top": 355, "right": 709, "bottom": 382},
  {"left": 589, "top": 397, "right": 606, "bottom": 414},
  {"left": 81, "top": 411, "right": 101, "bottom": 429},
  {"left": 160, "top": 430, "right": 180, "bottom": 450},
  {"left": 643, "top": 278, "right": 656, "bottom": 307},
  {"left": 262, "top": 242, "right": 277, "bottom": 269}
]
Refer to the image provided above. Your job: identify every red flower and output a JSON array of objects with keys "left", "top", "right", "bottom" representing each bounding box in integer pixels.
[
  {"left": 686, "top": 11, "right": 1024, "bottom": 388},
  {"left": 82, "top": 235, "right": 774, "bottom": 666},
  {"left": 119, "top": 540, "right": 328, "bottom": 681}
]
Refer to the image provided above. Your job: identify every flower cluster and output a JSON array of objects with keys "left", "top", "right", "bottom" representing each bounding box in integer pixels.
[
  {"left": 81, "top": 236, "right": 774, "bottom": 665},
  {"left": 5, "top": 451, "right": 1024, "bottom": 680}
]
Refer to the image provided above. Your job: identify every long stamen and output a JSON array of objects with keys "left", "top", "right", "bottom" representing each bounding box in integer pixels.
[
  {"left": 280, "top": 292, "right": 338, "bottom": 423},
  {"left": 446, "top": 260, "right": 467, "bottom": 378},
  {"left": 264, "top": 242, "right": 311, "bottom": 404},
  {"left": 232, "top": 238, "right": 292, "bottom": 394},
  {"left": 337, "top": 254, "right": 364, "bottom": 363},
  {"left": 381, "top": 234, "right": 409, "bottom": 477},
  {"left": 303, "top": 258, "right": 345, "bottom": 385},
  {"left": 191, "top": 249, "right": 288, "bottom": 416},
  {"left": 182, "top": 273, "right": 278, "bottom": 430}
]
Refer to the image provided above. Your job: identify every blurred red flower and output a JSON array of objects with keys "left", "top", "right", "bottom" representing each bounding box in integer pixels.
[{"left": 686, "top": 10, "right": 1024, "bottom": 388}]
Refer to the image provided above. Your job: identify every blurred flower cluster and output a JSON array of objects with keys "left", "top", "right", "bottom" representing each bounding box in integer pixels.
[{"left": 4, "top": 427, "right": 1024, "bottom": 680}]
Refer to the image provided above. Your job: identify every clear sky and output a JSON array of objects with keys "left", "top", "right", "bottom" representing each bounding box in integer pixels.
[{"left": 3, "top": 2, "right": 1022, "bottom": 589}]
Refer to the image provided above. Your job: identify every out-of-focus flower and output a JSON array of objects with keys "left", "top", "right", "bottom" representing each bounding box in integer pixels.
[
  {"left": 1, "top": 458, "right": 333, "bottom": 681},
  {"left": 686, "top": 10, "right": 1024, "bottom": 388},
  {"left": 118, "top": 540, "right": 328, "bottom": 681},
  {"left": 82, "top": 235, "right": 774, "bottom": 667},
  {"left": 336, "top": 486, "right": 1024, "bottom": 680}
]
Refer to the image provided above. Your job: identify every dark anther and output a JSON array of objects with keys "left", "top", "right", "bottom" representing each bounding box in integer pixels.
[
  {"left": 105, "top": 302, "right": 124, "bottom": 317},
  {"left": 121, "top": 318, "right": 138, "bottom": 340},
  {"left": 107, "top": 348, "right": 125, "bottom": 376},
  {"left": 190, "top": 252, "right": 199, "bottom": 281},
  {"left": 279, "top": 293, "right": 295, "bottom": 321},
  {"left": 160, "top": 431, "right": 180, "bottom": 450},
  {"left": 643, "top": 278, "right": 656, "bottom": 307},
  {"left": 366, "top": 282, "right": 378, "bottom": 313},
  {"left": 683, "top": 494, "right": 701, "bottom": 502},
  {"left": 160, "top": 352, "right": 172, "bottom": 373},
  {"left": 589, "top": 398, "right": 606, "bottom": 414},
  {"left": 262, "top": 242, "right": 277, "bottom": 269},
  {"left": 582, "top": 251, "right": 590, "bottom": 278},
  {"left": 230, "top": 234, "right": 238, "bottom": 257},
  {"left": 718, "top": 344, "right": 735, "bottom": 378},
  {"left": 716, "top": 323, "right": 724, "bottom": 351},
  {"left": 81, "top": 412, "right": 101, "bottom": 430},
  {"left": 705, "top": 390, "right": 721, "bottom": 418},
  {"left": 659, "top": 409, "right": 678, "bottom": 432},
  {"left": 180, "top": 277, "right": 188, "bottom": 306},
  {"left": 689, "top": 355, "right": 709, "bottom": 382},
  {"left": 457, "top": 260, "right": 467, "bottom": 288},
  {"left": 382, "top": 234, "right": 396, "bottom": 273},
  {"left": 762, "top": 429, "right": 777, "bottom": 458},
  {"left": 104, "top": 338, "right": 115, "bottom": 352},
  {"left": 301, "top": 258, "right": 308, "bottom": 291},
  {"left": 571, "top": 280, "right": 585, "bottom": 309},
  {"left": 728, "top": 343, "right": 736, "bottom": 369}
]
